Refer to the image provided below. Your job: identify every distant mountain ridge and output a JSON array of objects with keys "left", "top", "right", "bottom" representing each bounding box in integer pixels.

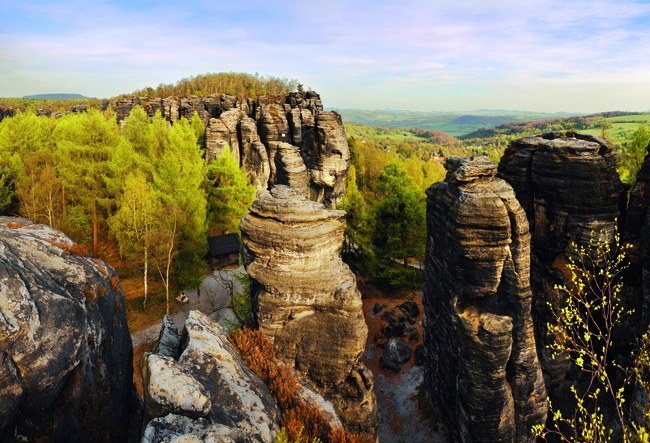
[
  {"left": 22, "top": 93, "right": 95, "bottom": 100},
  {"left": 328, "top": 107, "right": 590, "bottom": 136}
]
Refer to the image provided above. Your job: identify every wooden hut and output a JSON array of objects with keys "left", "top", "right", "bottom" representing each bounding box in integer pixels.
[{"left": 208, "top": 233, "right": 240, "bottom": 269}]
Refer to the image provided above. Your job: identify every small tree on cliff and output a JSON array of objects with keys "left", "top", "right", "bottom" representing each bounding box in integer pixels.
[
  {"left": 371, "top": 162, "right": 426, "bottom": 284},
  {"left": 533, "top": 226, "right": 650, "bottom": 442}
]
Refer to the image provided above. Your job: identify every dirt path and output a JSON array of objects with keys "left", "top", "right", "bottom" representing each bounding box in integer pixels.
[{"left": 130, "top": 266, "right": 244, "bottom": 346}]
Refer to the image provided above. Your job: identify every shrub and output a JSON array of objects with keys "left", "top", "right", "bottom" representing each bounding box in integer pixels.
[{"left": 229, "top": 328, "right": 374, "bottom": 443}]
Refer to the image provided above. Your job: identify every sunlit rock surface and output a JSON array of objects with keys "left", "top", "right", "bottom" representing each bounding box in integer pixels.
[
  {"left": 497, "top": 132, "right": 628, "bottom": 392},
  {"left": 423, "top": 156, "right": 547, "bottom": 443},
  {"left": 240, "top": 186, "right": 380, "bottom": 438},
  {"left": 141, "top": 312, "right": 282, "bottom": 443},
  {"left": 0, "top": 217, "right": 138, "bottom": 443}
]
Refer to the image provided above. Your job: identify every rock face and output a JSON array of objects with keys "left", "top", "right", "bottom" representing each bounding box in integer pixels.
[
  {"left": 423, "top": 156, "right": 547, "bottom": 443},
  {"left": 141, "top": 312, "right": 282, "bottom": 443},
  {"left": 623, "top": 141, "right": 650, "bottom": 330},
  {"left": 301, "top": 111, "right": 350, "bottom": 207},
  {"left": 240, "top": 118, "right": 271, "bottom": 193},
  {"left": 0, "top": 217, "right": 138, "bottom": 443},
  {"left": 240, "top": 186, "right": 380, "bottom": 437},
  {"left": 497, "top": 132, "right": 628, "bottom": 389},
  {"left": 273, "top": 142, "right": 310, "bottom": 200}
]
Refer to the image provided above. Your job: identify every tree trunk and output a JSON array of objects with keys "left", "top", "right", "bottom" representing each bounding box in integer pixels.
[
  {"left": 143, "top": 245, "right": 148, "bottom": 309},
  {"left": 404, "top": 257, "right": 408, "bottom": 270},
  {"left": 92, "top": 198, "right": 98, "bottom": 258}
]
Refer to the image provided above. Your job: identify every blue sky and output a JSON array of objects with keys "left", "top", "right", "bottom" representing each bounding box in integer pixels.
[{"left": 1, "top": 0, "right": 650, "bottom": 113}]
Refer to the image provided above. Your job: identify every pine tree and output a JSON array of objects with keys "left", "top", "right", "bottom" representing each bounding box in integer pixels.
[
  {"left": 371, "top": 162, "right": 426, "bottom": 285},
  {"left": 205, "top": 144, "right": 256, "bottom": 235},
  {"left": 53, "top": 109, "right": 119, "bottom": 255},
  {"left": 339, "top": 165, "right": 371, "bottom": 260}
]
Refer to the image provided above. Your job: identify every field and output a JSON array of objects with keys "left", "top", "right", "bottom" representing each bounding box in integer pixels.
[
  {"left": 579, "top": 114, "right": 650, "bottom": 145},
  {"left": 334, "top": 108, "right": 587, "bottom": 137}
]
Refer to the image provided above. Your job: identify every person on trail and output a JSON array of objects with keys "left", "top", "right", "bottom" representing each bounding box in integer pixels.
[
  {"left": 197, "top": 287, "right": 201, "bottom": 304},
  {"left": 179, "top": 292, "right": 188, "bottom": 303}
]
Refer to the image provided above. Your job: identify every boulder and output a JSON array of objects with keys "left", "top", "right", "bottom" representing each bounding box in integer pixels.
[
  {"left": 381, "top": 339, "right": 412, "bottom": 372},
  {"left": 141, "top": 311, "right": 282, "bottom": 443},
  {"left": 142, "top": 414, "right": 248, "bottom": 443},
  {"left": 240, "top": 186, "right": 379, "bottom": 438},
  {"left": 423, "top": 156, "right": 547, "bottom": 443},
  {"left": 142, "top": 353, "right": 211, "bottom": 421},
  {"left": 396, "top": 300, "right": 419, "bottom": 319},
  {"left": 163, "top": 98, "right": 181, "bottom": 124},
  {"left": 155, "top": 315, "right": 182, "bottom": 359},
  {"left": 0, "top": 217, "right": 138, "bottom": 443},
  {"left": 205, "top": 110, "right": 242, "bottom": 165}
]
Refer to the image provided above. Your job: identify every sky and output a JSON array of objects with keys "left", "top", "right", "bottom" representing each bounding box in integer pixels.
[{"left": 1, "top": 0, "right": 650, "bottom": 113}]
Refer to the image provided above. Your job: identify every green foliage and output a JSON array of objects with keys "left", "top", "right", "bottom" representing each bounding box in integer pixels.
[
  {"left": 223, "top": 271, "right": 253, "bottom": 330},
  {"left": 533, "top": 225, "right": 650, "bottom": 442},
  {"left": 205, "top": 144, "right": 256, "bottom": 235},
  {"left": 275, "top": 427, "right": 322, "bottom": 443},
  {"left": 618, "top": 124, "right": 650, "bottom": 188},
  {"left": 190, "top": 111, "right": 206, "bottom": 148},
  {"left": 339, "top": 165, "right": 372, "bottom": 261},
  {"left": 601, "top": 117, "right": 613, "bottom": 139},
  {"left": 371, "top": 162, "right": 426, "bottom": 285},
  {"left": 63, "top": 205, "right": 91, "bottom": 246},
  {"left": 129, "top": 71, "right": 299, "bottom": 99},
  {"left": 153, "top": 117, "right": 208, "bottom": 288}
]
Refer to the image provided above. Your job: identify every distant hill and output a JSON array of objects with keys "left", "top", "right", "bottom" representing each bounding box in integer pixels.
[
  {"left": 22, "top": 94, "right": 95, "bottom": 100},
  {"left": 329, "top": 108, "right": 589, "bottom": 136}
]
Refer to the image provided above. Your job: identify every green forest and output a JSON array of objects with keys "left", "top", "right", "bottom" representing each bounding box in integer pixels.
[{"left": 0, "top": 106, "right": 255, "bottom": 314}]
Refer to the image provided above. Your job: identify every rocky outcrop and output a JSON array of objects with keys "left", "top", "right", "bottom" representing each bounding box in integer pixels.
[
  {"left": 273, "top": 142, "right": 310, "bottom": 199},
  {"left": 301, "top": 111, "right": 350, "bottom": 207},
  {"left": 205, "top": 110, "right": 242, "bottom": 164},
  {"left": 0, "top": 217, "right": 139, "bottom": 443},
  {"left": 116, "top": 95, "right": 142, "bottom": 124},
  {"left": 181, "top": 96, "right": 210, "bottom": 125},
  {"left": 0, "top": 106, "right": 16, "bottom": 123},
  {"left": 497, "top": 132, "right": 628, "bottom": 388},
  {"left": 623, "top": 141, "right": 650, "bottom": 330},
  {"left": 240, "top": 118, "right": 271, "bottom": 193},
  {"left": 258, "top": 104, "right": 291, "bottom": 147},
  {"left": 240, "top": 186, "right": 379, "bottom": 437},
  {"left": 141, "top": 312, "right": 282, "bottom": 443},
  {"left": 423, "top": 156, "right": 547, "bottom": 443}
]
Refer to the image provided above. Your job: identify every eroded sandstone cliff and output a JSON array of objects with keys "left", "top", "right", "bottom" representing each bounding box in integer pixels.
[
  {"left": 423, "top": 156, "right": 547, "bottom": 443},
  {"left": 0, "top": 217, "right": 139, "bottom": 443},
  {"left": 240, "top": 185, "right": 380, "bottom": 438},
  {"left": 497, "top": 132, "right": 628, "bottom": 392}
]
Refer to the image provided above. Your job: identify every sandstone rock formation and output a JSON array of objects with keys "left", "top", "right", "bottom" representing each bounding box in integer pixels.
[
  {"left": 0, "top": 217, "right": 139, "bottom": 443},
  {"left": 300, "top": 111, "right": 350, "bottom": 206},
  {"left": 0, "top": 105, "right": 16, "bottom": 123},
  {"left": 273, "top": 142, "right": 310, "bottom": 200},
  {"left": 240, "top": 117, "right": 271, "bottom": 193},
  {"left": 497, "top": 132, "right": 628, "bottom": 387},
  {"left": 423, "top": 156, "right": 547, "bottom": 443},
  {"left": 240, "top": 186, "right": 379, "bottom": 437},
  {"left": 623, "top": 140, "right": 650, "bottom": 330},
  {"left": 141, "top": 311, "right": 282, "bottom": 443}
]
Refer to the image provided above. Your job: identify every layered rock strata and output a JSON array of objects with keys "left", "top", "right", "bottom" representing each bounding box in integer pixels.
[
  {"left": 623, "top": 141, "right": 650, "bottom": 330},
  {"left": 240, "top": 186, "right": 380, "bottom": 437},
  {"left": 141, "top": 311, "right": 282, "bottom": 443},
  {"left": 0, "top": 217, "right": 138, "bottom": 443},
  {"left": 273, "top": 142, "right": 310, "bottom": 200},
  {"left": 497, "top": 132, "right": 628, "bottom": 385},
  {"left": 423, "top": 156, "right": 547, "bottom": 443},
  {"left": 300, "top": 111, "right": 350, "bottom": 207}
]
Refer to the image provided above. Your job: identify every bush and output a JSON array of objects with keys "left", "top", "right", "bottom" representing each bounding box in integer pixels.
[{"left": 229, "top": 328, "right": 374, "bottom": 443}]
